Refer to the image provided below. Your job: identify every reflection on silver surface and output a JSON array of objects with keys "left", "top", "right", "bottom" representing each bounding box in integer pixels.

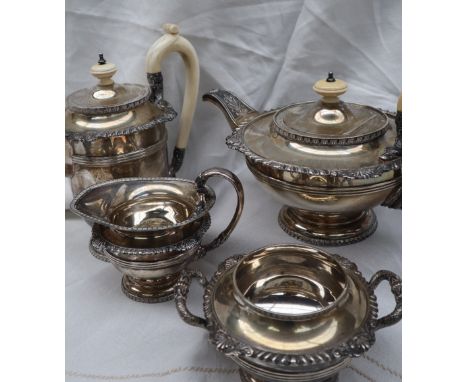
[
  {"left": 66, "top": 26, "right": 199, "bottom": 196},
  {"left": 288, "top": 142, "right": 364, "bottom": 156},
  {"left": 314, "top": 109, "right": 345, "bottom": 124},
  {"left": 242, "top": 111, "right": 395, "bottom": 169},
  {"left": 274, "top": 101, "right": 388, "bottom": 142},
  {"left": 110, "top": 198, "right": 193, "bottom": 228},
  {"left": 74, "top": 111, "right": 134, "bottom": 129},
  {"left": 248, "top": 290, "right": 326, "bottom": 315},
  {"left": 71, "top": 168, "right": 245, "bottom": 304},
  {"left": 233, "top": 246, "right": 348, "bottom": 320},
  {"left": 70, "top": 177, "right": 215, "bottom": 232},
  {"left": 93, "top": 89, "right": 116, "bottom": 99},
  {"left": 175, "top": 244, "right": 403, "bottom": 382},
  {"left": 203, "top": 86, "right": 401, "bottom": 246}
]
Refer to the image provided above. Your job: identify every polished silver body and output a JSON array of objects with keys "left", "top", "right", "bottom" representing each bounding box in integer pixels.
[
  {"left": 65, "top": 71, "right": 179, "bottom": 196},
  {"left": 90, "top": 217, "right": 211, "bottom": 302},
  {"left": 175, "top": 244, "right": 402, "bottom": 381},
  {"left": 203, "top": 89, "right": 401, "bottom": 246},
  {"left": 71, "top": 168, "right": 244, "bottom": 303}
]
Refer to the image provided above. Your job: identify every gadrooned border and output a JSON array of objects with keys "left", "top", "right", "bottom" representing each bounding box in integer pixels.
[
  {"left": 225, "top": 112, "right": 401, "bottom": 181},
  {"left": 202, "top": 252, "right": 379, "bottom": 368},
  {"left": 90, "top": 215, "right": 211, "bottom": 260},
  {"left": 65, "top": 102, "right": 177, "bottom": 142},
  {"left": 273, "top": 101, "right": 390, "bottom": 146},
  {"left": 70, "top": 177, "right": 216, "bottom": 233},
  {"left": 277, "top": 209, "right": 378, "bottom": 247}
]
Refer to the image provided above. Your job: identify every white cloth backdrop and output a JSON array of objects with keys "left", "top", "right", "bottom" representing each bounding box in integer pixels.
[{"left": 65, "top": 0, "right": 401, "bottom": 381}]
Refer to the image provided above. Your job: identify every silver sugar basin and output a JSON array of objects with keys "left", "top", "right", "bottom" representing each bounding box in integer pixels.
[{"left": 175, "top": 244, "right": 402, "bottom": 381}]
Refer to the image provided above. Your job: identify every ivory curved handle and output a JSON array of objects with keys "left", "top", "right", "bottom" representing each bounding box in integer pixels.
[{"left": 145, "top": 24, "right": 199, "bottom": 151}]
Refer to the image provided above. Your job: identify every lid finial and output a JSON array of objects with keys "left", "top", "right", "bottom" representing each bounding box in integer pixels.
[
  {"left": 90, "top": 54, "right": 117, "bottom": 86},
  {"left": 98, "top": 54, "right": 106, "bottom": 65},
  {"left": 313, "top": 73, "right": 347, "bottom": 104}
]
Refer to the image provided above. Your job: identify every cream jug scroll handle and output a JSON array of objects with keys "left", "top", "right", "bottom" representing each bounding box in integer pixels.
[{"left": 145, "top": 23, "right": 200, "bottom": 175}]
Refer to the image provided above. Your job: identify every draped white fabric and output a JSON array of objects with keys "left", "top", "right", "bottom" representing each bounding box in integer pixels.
[{"left": 66, "top": 0, "right": 401, "bottom": 380}]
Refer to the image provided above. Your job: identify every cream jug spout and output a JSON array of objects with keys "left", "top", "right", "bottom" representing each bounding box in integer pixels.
[{"left": 203, "top": 90, "right": 259, "bottom": 130}]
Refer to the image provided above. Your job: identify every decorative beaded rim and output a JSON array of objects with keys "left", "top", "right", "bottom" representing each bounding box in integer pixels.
[
  {"left": 91, "top": 215, "right": 211, "bottom": 262},
  {"left": 70, "top": 177, "right": 216, "bottom": 233},
  {"left": 273, "top": 101, "right": 389, "bottom": 146},
  {"left": 277, "top": 210, "right": 378, "bottom": 247},
  {"left": 247, "top": 161, "right": 401, "bottom": 194},
  {"left": 203, "top": 253, "right": 379, "bottom": 368},
  {"left": 226, "top": 128, "right": 401, "bottom": 181},
  {"left": 65, "top": 102, "right": 177, "bottom": 142}
]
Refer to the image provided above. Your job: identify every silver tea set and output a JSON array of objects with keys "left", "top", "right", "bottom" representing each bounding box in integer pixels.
[{"left": 67, "top": 23, "right": 402, "bottom": 382}]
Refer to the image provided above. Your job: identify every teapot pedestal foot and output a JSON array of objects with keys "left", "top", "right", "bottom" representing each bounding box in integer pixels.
[
  {"left": 121, "top": 274, "right": 180, "bottom": 303},
  {"left": 239, "top": 369, "right": 338, "bottom": 382},
  {"left": 278, "top": 207, "right": 377, "bottom": 246}
]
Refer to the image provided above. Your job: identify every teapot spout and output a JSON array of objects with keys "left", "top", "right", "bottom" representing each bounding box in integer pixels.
[{"left": 203, "top": 89, "right": 259, "bottom": 130}]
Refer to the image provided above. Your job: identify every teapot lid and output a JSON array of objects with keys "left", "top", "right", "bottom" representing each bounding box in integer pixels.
[
  {"left": 66, "top": 54, "right": 151, "bottom": 116},
  {"left": 65, "top": 55, "right": 177, "bottom": 143},
  {"left": 273, "top": 72, "right": 389, "bottom": 145}
]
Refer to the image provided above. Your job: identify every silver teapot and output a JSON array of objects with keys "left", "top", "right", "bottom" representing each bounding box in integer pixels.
[
  {"left": 204, "top": 74, "right": 402, "bottom": 246},
  {"left": 65, "top": 24, "right": 199, "bottom": 195}
]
